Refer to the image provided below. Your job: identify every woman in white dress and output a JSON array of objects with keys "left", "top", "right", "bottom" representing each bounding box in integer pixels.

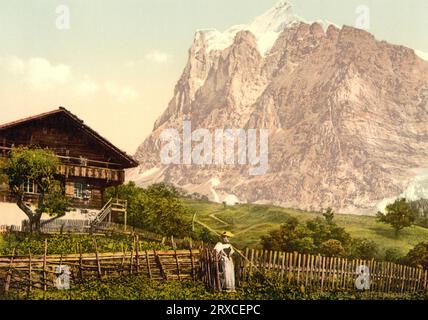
[{"left": 214, "top": 233, "right": 236, "bottom": 292}]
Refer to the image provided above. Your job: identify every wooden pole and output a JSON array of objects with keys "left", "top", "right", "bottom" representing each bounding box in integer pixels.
[
  {"left": 135, "top": 236, "right": 140, "bottom": 273},
  {"left": 249, "top": 249, "right": 255, "bottom": 277},
  {"left": 120, "top": 243, "right": 126, "bottom": 276},
  {"left": 79, "top": 243, "right": 84, "bottom": 281},
  {"left": 43, "top": 239, "right": 48, "bottom": 291},
  {"left": 27, "top": 249, "right": 32, "bottom": 296},
  {"left": 124, "top": 205, "right": 127, "bottom": 232},
  {"left": 174, "top": 249, "right": 181, "bottom": 280},
  {"left": 214, "top": 250, "right": 221, "bottom": 291},
  {"left": 93, "top": 238, "right": 102, "bottom": 279},
  {"left": 145, "top": 250, "right": 152, "bottom": 280},
  {"left": 189, "top": 248, "right": 195, "bottom": 281},
  {"left": 320, "top": 256, "right": 326, "bottom": 291},
  {"left": 129, "top": 241, "right": 134, "bottom": 275},
  {"left": 4, "top": 248, "right": 16, "bottom": 295}
]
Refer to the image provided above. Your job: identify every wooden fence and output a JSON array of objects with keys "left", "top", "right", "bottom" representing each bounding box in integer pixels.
[
  {"left": 0, "top": 238, "right": 200, "bottom": 295},
  {"left": 0, "top": 225, "right": 21, "bottom": 233},
  {"left": 236, "top": 249, "right": 428, "bottom": 293},
  {"left": 2, "top": 243, "right": 427, "bottom": 295}
]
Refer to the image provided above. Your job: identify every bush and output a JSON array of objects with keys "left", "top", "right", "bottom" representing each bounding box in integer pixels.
[
  {"left": 405, "top": 242, "right": 428, "bottom": 269},
  {"left": 320, "top": 240, "right": 345, "bottom": 257},
  {"left": 383, "top": 248, "right": 403, "bottom": 263},
  {"left": 347, "top": 238, "right": 379, "bottom": 260},
  {"left": 261, "top": 217, "right": 351, "bottom": 256},
  {"left": 105, "top": 182, "right": 193, "bottom": 238}
]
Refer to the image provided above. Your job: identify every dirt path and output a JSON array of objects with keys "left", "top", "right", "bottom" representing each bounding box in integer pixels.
[
  {"left": 234, "top": 223, "right": 272, "bottom": 236},
  {"left": 209, "top": 213, "right": 229, "bottom": 226},
  {"left": 195, "top": 219, "right": 222, "bottom": 236}
]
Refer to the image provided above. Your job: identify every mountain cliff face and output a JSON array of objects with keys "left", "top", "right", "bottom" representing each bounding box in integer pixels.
[{"left": 130, "top": 1, "right": 428, "bottom": 214}]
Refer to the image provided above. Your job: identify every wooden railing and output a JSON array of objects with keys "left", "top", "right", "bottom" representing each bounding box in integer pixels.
[
  {"left": 0, "top": 146, "right": 124, "bottom": 169},
  {"left": 58, "top": 164, "right": 125, "bottom": 183},
  {"left": 0, "top": 225, "right": 21, "bottom": 233}
]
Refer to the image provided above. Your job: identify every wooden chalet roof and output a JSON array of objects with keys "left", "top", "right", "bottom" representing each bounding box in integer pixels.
[{"left": 0, "top": 107, "right": 139, "bottom": 169}]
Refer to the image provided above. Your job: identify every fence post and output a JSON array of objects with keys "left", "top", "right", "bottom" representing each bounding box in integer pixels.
[
  {"left": 129, "top": 241, "right": 134, "bottom": 275},
  {"left": 145, "top": 250, "right": 152, "bottom": 280},
  {"left": 4, "top": 248, "right": 16, "bottom": 295},
  {"left": 135, "top": 236, "right": 140, "bottom": 273},
  {"left": 189, "top": 248, "right": 195, "bottom": 281},
  {"left": 320, "top": 256, "right": 326, "bottom": 292},
  {"left": 249, "top": 249, "right": 255, "bottom": 277},
  {"left": 79, "top": 243, "right": 84, "bottom": 281},
  {"left": 214, "top": 250, "right": 221, "bottom": 291},
  {"left": 93, "top": 238, "right": 102, "bottom": 279},
  {"left": 43, "top": 239, "right": 48, "bottom": 291},
  {"left": 174, "top": 249, "right": 181, "bottom": 280},
  {"left": 27, "top": 249, "right": 32, "bottom": 297},
  {"left": 424, "top": 270, "right": 427, "bottom": 292}
]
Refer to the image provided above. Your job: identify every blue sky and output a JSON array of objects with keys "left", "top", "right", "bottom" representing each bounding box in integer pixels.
[{"left": 0, "top": 0, "right": 427, "bottom": 153}]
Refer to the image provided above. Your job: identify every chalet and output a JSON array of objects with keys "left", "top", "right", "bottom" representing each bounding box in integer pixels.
[{"left": 0, "top": 107, "right": 138, "bottom": 228}]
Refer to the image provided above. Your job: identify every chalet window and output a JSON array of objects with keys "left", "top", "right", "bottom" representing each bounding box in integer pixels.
[
  {"left": 74, "top": 183, "right": 91, "bottom": 199},
  {"left": 24, "top": 179, "right": 38, "bottom": 194},
  {"left": 74, "top": 183, "right": 84, "bottom": 198}
]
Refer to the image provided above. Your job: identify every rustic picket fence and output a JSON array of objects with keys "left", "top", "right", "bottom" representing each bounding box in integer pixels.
[
  {"left": 1, "top": 242, "right": 427, "bottom": 295},
  {"left": 0, "top": 225, "right": 21, "bottom": 233},
  {"left": 235, "top": 249, "right": 428, "bottom": 293},
  {"left": 0, "top": 238, "right": 200, "bottom": 296}
]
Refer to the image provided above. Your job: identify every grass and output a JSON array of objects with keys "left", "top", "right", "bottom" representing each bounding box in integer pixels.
[
  {"left": 3, "top": 274, "right": 427, "bottom": 300},
  {"left": 0, "top": 233, "right": 170, "bottom": 256},
  {"left": 184, "top": 200, "right": 428, "bottom": 256}
]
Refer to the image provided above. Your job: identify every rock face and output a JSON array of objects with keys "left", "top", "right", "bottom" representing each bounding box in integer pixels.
[{"left": 131, "top": 1, "right": 428, "bottom": 214}]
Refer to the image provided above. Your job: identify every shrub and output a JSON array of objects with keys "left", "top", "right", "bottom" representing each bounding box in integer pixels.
[
  {"left": 105, "top": 182, "right": 193, "bottom": 238},
  {"left": 320, "top": 240, "right": 345, "bottom": 257},
  {"left": 347, "top": 238, "right": 379, "bottom": 260},
  {"left": 383, "top": 248, "right": 403, "bottom": 263},
  {"left": 261, "top": 217, "right": 351, "bottom": 256},
  {"left": 405, "top": 242, "right": 428, "bottom": 269}
]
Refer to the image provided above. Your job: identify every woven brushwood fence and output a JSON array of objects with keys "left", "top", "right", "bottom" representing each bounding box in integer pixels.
[{"left": 0, "top": 238, "right": 200, "bottom": 295}]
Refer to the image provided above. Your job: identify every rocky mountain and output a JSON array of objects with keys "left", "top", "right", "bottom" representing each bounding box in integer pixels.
[{"left": 130, "top": 1, "right": 428, "bottom": 214}]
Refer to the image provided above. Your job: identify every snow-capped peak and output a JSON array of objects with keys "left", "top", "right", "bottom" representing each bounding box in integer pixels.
[
  {"left": 250, "top": 0, "right": 297, "bottom": 35},
  {"left": 196, "top": 1, "right": 329, "bottom": 56},
  {"left": 415, "top": 50, "right": 428, "bottom": 62}
]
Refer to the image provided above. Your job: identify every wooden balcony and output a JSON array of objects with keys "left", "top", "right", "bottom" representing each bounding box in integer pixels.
[{"left": 58, "top": 164, "right": 125, "bottom": 183}]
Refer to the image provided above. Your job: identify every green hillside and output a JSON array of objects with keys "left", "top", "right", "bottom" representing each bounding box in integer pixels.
[{"left": 184, "top": 200, "right": 428, "bottom": 256}]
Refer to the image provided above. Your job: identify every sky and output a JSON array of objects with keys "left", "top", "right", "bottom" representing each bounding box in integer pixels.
[{"left": 0, "top": 0, "right": 427, "bottom": 154}]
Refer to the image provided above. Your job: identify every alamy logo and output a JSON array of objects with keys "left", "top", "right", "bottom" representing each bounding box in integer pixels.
[
  {"left": 160, "top": 121, "right": 269, "bottom": 175},
  {"left": 55, "top": 265, "right": 71, "bottom": 290}
]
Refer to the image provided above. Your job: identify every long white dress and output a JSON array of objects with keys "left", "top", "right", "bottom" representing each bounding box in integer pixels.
[{"left": 214, "top": 242, "right": 235, "bottom": 292}]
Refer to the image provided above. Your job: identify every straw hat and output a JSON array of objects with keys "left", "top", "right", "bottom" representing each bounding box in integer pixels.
[{"left": 222, "top": 231, "right": 234, "bottom": 238}]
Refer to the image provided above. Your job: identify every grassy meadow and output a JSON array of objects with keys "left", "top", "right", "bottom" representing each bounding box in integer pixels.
[{"left": 184, "top": 200, "right": 428, "bottom": 256}]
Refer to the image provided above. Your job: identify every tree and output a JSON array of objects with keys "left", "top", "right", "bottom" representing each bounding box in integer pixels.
[
  {"left": 322, "top": 207, "right": 335, "bottom": 224},
  {"left": 261, "top": 217, "right": 315, "bottom": 254},
  {"left": 320, "top": 239, "right": 345, "bottom": 257},
  {"left": 2, "top": 147, "right": 69, "bottom": 233},
  {"left": 105, "top": 182, "right": 192, "bottom": 238},
  {"left": 261, "top": 217, "right": 351, "bottom": 255},
  {"left": 347, "top": 238, "right": 379, "bottom": 260},
  {"left": 306, "top": 218, "right": 351, "bottom": 248},
  {"left": 383, "top": 248, "right": 403, "bottom": 263},
  {"left": 377, "top": 198, "right": 417, "bottom": 237},
  {"left": 405, "top": 242, "right": 428, "bottom": 269}
]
